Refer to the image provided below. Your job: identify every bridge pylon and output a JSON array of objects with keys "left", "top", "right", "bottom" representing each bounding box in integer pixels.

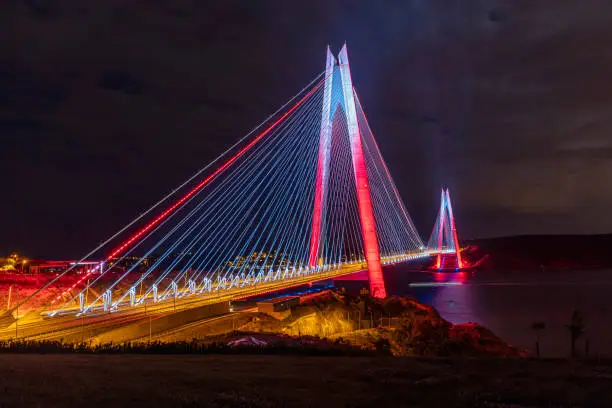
[
  {"left": 308, "top": 44, "right": 386, "bottom": 298},
  {"left": 428, "top": 188, "right": 464, "bottom": 270}
]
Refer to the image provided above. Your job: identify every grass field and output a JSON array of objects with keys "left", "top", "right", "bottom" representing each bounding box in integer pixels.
[{"left": 0, "top": 354, "right": 610, "bottom": 407}]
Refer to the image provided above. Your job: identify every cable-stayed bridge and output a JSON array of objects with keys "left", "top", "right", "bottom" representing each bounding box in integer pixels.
[{"left": 5, "top": 45, "right": 462, "bottom": 330}]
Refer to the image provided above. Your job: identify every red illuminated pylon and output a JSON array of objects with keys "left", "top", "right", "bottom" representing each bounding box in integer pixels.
[
  {"left": 444, "top": 189, "right": 463, "bottom": 269},
  {"left": 432, "top": 188, "right": 463, "bottom": 269},
  {"left": 309, "top": 44, "right": 386, "bottom": 298}
]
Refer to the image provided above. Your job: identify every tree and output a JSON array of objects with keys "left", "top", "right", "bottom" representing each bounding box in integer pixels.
[
  {"left": 373, "top": 337, "right": 392, "bottom": 355},
  {"left": 531, "top": 321, "right": 545, "bottom": 358},
  {"left": 566, "top": 310, "right": 585, "bottom": 358}
]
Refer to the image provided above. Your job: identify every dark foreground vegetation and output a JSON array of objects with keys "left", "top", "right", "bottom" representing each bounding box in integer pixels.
[
  {"left": 0, "top": 354, "right": 611, "bottom": 407},
  {"left": 0, "top": 338, "right": 373, "bottom": 356}
]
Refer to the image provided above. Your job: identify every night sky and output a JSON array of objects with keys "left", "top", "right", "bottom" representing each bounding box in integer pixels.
[{"left": 2, "top": 1, "right": 612, "bottom": 259}]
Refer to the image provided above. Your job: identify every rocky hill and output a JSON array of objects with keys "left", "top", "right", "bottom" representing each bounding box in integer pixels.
[{"left": 234, "top": 290, "right": 528, "bottom": 357}]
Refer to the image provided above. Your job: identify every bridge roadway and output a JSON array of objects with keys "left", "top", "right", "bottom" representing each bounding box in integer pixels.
[{"left": 0, "top": 253, "right": 432, "bottom": 343}]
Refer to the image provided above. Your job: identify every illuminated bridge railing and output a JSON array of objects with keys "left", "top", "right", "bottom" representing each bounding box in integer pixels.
[{"left": 45, "top": 251, "right": 432, "bottom": 318}]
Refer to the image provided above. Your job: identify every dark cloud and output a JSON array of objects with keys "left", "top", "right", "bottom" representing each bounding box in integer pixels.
[{"left": 1, "top": 0, "right": 612, "bottom": 258}]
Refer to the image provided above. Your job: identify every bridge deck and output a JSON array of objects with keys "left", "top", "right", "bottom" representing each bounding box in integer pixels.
[{"left": 0, "top": 253, "right": 434, "bottom": 342}]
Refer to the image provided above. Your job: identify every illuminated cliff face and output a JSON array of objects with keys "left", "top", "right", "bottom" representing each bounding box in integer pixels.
[{"left": 283, "top": 310, "right": 354, "bottom": 338}]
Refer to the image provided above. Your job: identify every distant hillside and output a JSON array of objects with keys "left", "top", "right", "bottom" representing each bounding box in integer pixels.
[{"left": 466, "top": 234, "right": 612, "bottom": 270}]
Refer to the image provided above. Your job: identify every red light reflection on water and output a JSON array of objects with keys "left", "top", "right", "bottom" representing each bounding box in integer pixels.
[{"left": 434, "top": 271, "right": 468, "bottom": 284}]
